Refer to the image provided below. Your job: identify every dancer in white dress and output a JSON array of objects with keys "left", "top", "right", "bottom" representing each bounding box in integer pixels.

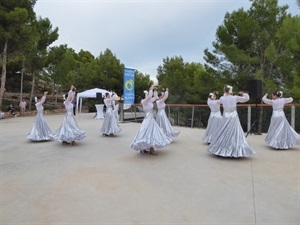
[
  {"left": 262, "top": 91, "right": 300, "bottom": 149},
  {"left": 100, "top": 92, "right": 122, "bottom": 136},
  {"left": 130, "top": 85, "right": 172, "bottom": 155},
  {"left": 53, "top": 85, "right": 86, "bottom": 145},
  {"left": 155, "top": 88, "right": 180, "bottom": 139},
  {"left": 202, "top": 92, "right": 222, "bottom": 144},
  {"left": 207, "top": 85, "right": 255, "bottom": 157},
  {"left": 27, "top": 91, "right": 53, "bottom": 141}
]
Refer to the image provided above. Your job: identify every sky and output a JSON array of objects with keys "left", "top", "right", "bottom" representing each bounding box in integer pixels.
[{"left": 34, "top": 0, "right": 299, "bottom": 80}]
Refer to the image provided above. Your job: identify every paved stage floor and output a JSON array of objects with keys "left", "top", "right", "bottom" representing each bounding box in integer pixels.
[{"left": 1, "top": 113, "right": 299, "bottom": 225}]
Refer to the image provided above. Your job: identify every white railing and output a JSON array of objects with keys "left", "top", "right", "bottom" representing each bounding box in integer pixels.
[{"left": 118, "top": 103, "right": 300, "bottom": 133}]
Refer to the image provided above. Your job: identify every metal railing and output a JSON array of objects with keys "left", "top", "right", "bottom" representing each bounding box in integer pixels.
[{"left": 119, "top": 103, "right": 300, "bottom": 133}]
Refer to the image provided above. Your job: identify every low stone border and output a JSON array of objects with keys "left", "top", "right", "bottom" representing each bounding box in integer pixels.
[{"left": 0, "top": 108, "right": 67, "bottom": 119}]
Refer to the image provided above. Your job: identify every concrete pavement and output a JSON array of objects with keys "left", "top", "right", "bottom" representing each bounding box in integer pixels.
[{"left": 0, "top": 113, "right": 299, "bottom": 225}]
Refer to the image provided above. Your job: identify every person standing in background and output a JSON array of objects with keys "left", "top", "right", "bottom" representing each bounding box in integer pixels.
[
  {"left": 72, "top": 97, "right": 76, "bottom": 116},
  {"left": 262, "top": 91, "right": 300, "bottom": 149},
  {"left": 72, "top": 87, "right": 77, "bottom": 116},
  {"left": 19, "top": 99, "right": 27, "bottom": 116}
]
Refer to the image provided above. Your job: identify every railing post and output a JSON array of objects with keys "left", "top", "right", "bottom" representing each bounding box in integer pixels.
[
  {"left": 291, "top": 105, "right": 295, "bottom": 129},
  {"left": 247, "top": 106, "right": 251, "bottom": 132},
  {"left": 191, "top": 106, "right": 194, "bottom": 128},
  {"left": 134, "top": 105, "right": 137, "bottom": 122},
  {"left": 120, "top": 103, "right": 124, "bottom": 123},
  {"left": 177, "top": 108, "right": 179, "bottom": 126}
]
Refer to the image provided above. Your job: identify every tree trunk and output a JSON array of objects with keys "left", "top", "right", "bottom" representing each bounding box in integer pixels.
[
  {"left": 54, "top": 82, "right": 58, "bottom": 104},
  {"left": 20, "top": 59, "right": 25, "bottom": 103},
  {"left": 29, "top": 70, "right": 35, "bottom": 111},
  {"left": 0, "top": 40, "right": 8, "bottom": 110}
]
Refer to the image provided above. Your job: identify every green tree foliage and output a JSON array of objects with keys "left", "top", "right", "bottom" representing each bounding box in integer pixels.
[
  {"left": 2, "top": 0, "right": 299, "bottom": 111},
  {"left": 134, "top": 71, "right": 152, "bottom": 104},
  {"left": 75, "top": 50, "right": 96, "bottom": 90},
  {"left": 0, "top": 0, "right": 37, "bottom": 109},
  {"left": 275, "top": 15, "right": 300, "bottom": 100},
  {"left": 184, "top": 62, "right": 219, "bottom": 103},
  {"left": 157, "top": 56, "right": 216, "bottom": 104},
  {"left": 26, "top": 17, "right": 58, "bottom": 110},
  {"left": 47, "top": 45, "right": 77, "bottom": 91},
  {"left": 203, "top": 0, "right": 294, "bottom": 97},
  {"left": 157, "top": 56, "right": 185, "bottom": 103},
  {"left": 47, "top": 44, "right": 69, "bottom": 95},
  {"left": 93, "top": 49, "right": 124, "bottom": 95}
]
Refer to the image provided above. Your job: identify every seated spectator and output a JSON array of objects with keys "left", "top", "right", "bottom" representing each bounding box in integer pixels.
[
  {"left": 19, "top": 99, "right": 27, "bottom": 116},
  {"left": 0, "top": 111, "right": 4, "bottom": 119},
  {"left": 8, "top": 103, "right": 16, "bottom": 117}
]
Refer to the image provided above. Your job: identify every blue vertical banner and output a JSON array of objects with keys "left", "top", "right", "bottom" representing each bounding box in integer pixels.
[{"left": 123, "top": 67, "right": 135, "bottom": 104}]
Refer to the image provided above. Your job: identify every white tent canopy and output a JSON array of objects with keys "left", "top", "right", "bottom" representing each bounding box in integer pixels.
[{"left": 76, "top": 88, "right": 109, "bottom": 114}]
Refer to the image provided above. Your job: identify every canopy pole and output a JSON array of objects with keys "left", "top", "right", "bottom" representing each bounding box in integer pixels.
[{"left": 80, "top": 98, "right": 83, "bottom": 113}]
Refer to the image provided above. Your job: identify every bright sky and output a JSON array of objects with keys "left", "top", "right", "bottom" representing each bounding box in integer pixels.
[{"left": 34, "top": 0, "right": 299, "bottom": 79}]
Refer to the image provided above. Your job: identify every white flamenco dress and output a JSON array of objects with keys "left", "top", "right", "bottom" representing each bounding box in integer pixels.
[
  {"left": 207, "top": 93, "right": 255, "bottom": 157},
  {"left": 53, "top": 90, "right": 86, "bottom": 143},
  {"left": 27, "top": 95, "right": 53, "bottom": 141},
  {"left": 130, "top": 89, "right": 172, "bottom": 151},
  {"left": 262, "top": 96, "right": 300, "bottom": 149},
  {"left": 100, "top": 95, "right": 122, "bottom": 136},
  {"left": 155, "top": 90, "right": 180, "bottom": 139},
  {"left": 202, "top": 98, "right": 222, "bottom": 143}
]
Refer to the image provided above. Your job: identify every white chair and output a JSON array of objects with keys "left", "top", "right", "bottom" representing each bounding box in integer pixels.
[
  {"left": 123, "top": 104, "right": 132, "bottom": 110},
  {"left": 95, "top": 104, "right": 104, "bottom": 119}
]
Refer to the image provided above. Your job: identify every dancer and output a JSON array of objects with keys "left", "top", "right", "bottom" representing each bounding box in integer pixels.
[
  {"left": 27, "top": 91, "right": 53, "bottom": 141},
  {"left": 130, "top": 85, "right": 172, "bottom": 155},
  {"left": 53, "top": 85, "right": 86, "bottom": 145},
  {"left": 262, "top": 91, "right": 300, "bottom": 149},
  {"left": 202, "top": 91, "right": 222, "bottom": 144},
  {"left": 207, "top": 85, "right": 255, "bottom": 158},
  {"left": 100, "top": 92, "right": 122, "bottom": 136},
  {"left": 155, "top": 88, "right": 180, "bottom": 139}
]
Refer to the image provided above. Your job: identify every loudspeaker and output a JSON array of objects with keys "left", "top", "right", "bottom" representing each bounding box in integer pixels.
[
  {"left": 96, "top": 92, "right": 102, "bottom": 100},
  {"left": 248, "top": 80, "right": 262, "bottom": 99}
]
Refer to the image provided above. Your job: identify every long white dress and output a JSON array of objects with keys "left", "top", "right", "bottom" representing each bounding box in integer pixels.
[
  {"left": 27, "top": 95, "right": 53, "bottom": 141},
  {"left": 130, "top": 89, "right": 172, "bottom": 151},
  {"left": 155, "top": 90, "right": 180, "bottom": 139},
  {"left": 202, "top": 98, "right": 222, "bottom": 143},
  {"left": 100, "top": 95, "right": 122, "bottom": 135},
  {"left": 262, "top": 96, "right": 300, "bottom": 149},
  {"left": 207, "top": 93, "right": 256, "bottom": 157},
  {"left": 53, "top": 90, "right": 86, "bottom": 143}
]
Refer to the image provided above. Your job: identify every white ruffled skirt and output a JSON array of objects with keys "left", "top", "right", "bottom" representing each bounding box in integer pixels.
[
  {"left": 53, "top": 106, "right": 86, "bottom": 142},
  {"left": 265, "top": 110, "right": 300, "bottom": 149},
  {"left": 130, "top": 112, "right": 172, "bottom": 151},
  {"left": 27, "top": 110, "right": 53, "bottom": 141},
  {"left": 155, "top": 109, "right": 180, "bottom": 138},
  {"left": 100, "top": 108, "right": 122, "bottom": 135},
  {"left": 202, "top": 110, "right": 222, "bottom": 143},
  {"left": 207, "top": 110, "right": 255, "bottom": 158}
]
